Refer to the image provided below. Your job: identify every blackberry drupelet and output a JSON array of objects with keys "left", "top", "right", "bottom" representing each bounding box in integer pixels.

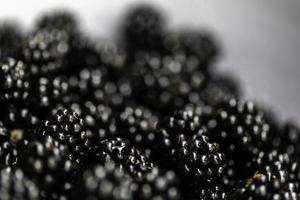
[
  {"left": 38, "top": 108, "right": 90, "bottom": 164},
  {"left": 98, "top": 137, "right": 155, "bottom": 180},
  {"left": 0, "top": 167, "right": 40, "bottom": 200},
  {"left": 232, "top": 172, "right": 299, "bottom": 200},
  {"left": 131, "top": 167, "right": 182, "bottom": 200},
  {"left": 72, "top": 161, "right": 134, "bottom": 200}
]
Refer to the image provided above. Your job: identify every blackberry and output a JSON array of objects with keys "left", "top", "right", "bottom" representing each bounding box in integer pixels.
[
  {"left": 98, "top": 137, "right": 155, "bottom": 179},
  {"left": 131, "top": 167, "right": 182, "bottom": 200},
  {"left": 68, "top": 67, "right": 133, "bottom": 110},
  {"left": 30, "top": 76, "right": 70, "bottom": 118},
  {"left": 116, "top": 105, "right": 159, "bottom": 148},
  {"left": 273, "top": 122, "right": 300, "bottom": 160},
  {"left": 99, "top": 42, "right": 127, "bottom": 78},
  {"left": 0, "top": 107, "right": 39, "bottom": 167},
  {"left": 232, "top": 172, "right": 299, "bottom": 200},
  {"left": 122, "top": 5, "right": 165, "bottom": 52},
  {"left": 0, "top": 22, "right": 23, "bottom": 59},
  {"left": 35, "top": 10, "right": 78, "bottom": 34},
  {"left": 174, "top": 134, "right": 226, "bottom": 184},
  {"left": 22, "top": 30, "right": 66, "bottom": 77},
  {"left": 0, "top": 167, "right": 40, "bottom": 200},
  {"left": 204, "top": 99, "right": 276, "bottom": 184},
  {"left": 163, "top": 30, "right": 220, "bottom": 68},
  {"left": 0, "top": 58, "right": 31, "bottom": 108},
  {"left": 201, "top": 74, "right": 241, "bottom": 106},
  {"left": 18, "top": 136, "right": 78, "bottom": 199},
  {"left": 38, "top": 108, "right": 89, "bottom": 164},
  {"left": 64, "top": 36, "right": 103, "bottom": 74},
  {"left": 65, "top": 100, "right": 118, "bottom": 143},
  {"left": 155, "top": 110, "right": 204, "bottom": 143},
  {"left": 72, "top": 162, "right": 134, "bottom": 200},
  {"left": 130, "top": 50, "right": 207, "bottom": 113},
  {"left": 151, "top": 110, "right": 209, "bottom": 166}
]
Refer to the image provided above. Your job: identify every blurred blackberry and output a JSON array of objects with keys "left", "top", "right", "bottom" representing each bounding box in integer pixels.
[
  {"left": 21, "top": 30, "right": 66, "bottom": 77},
  {"left": 0, "top": 58, "right": 31, "bottom": 108},
  {"left": 0, "top": 107, "right": 39, "bottom": 167},
  {"left": 69, "top": 67, "right": 133, "bottom": 110},
  {"left": 30, "top": 76, "right": 70, "bottom": 118},
  {"left": 38, "top": 108, "right": 89, "bottom": 164},
  {"left": 99, "top": 42, "right": 127, "bottom": 79},
  {"left": 18, "top": 136, "right": 78, "bottom": 199},
  {"left": 0, "top": 22, "right": 23, "bottom": 59},
  {"left": 122, "top": 5, "right": 165, "bottom": 52},
  {"left": 0, "top": 167, "right": 40, "bottom": 200},
  {"left": 34, "top": 11, "right": 103, "bottom": 76},
  {"left": 0, "top": 121, "right": 18, "bottom": 167},
  {"left": 98, "top": 137, "right": 155, "bottom": 180},
  {"left": 273, "top": 122, "right": 300, "bottom": 160},
  {"left": 130, "top": 51, "right": 207, "bottom": 113},
  {"left": 35, "top": 10, "right": 78, "bottom": 34},
  {"left": 64, "top": 36, "right": 103, "bottom": 73},
  {"left": 162, "top": 30, "right": 220, "bottom": 70},
  {"left": 131, "top": 167, "right": 182, "bottom": 200},
  {"left": 204, "top": 99, "right": 276, "bottom": 184},
  {"left": 116, "top": 105, "right": 159, "bottom": 148},
  {"left": 201, "top": 74, "right": 241, "bottom": 106},
  {"left": 168, "top": 30, "right": 220, "bottom": 67},
  {"left": 72, "top": 161, "right": 134, "bottom": 200},
  {"left": 231, "top": 172, "right": 299, "bottom": 200}
]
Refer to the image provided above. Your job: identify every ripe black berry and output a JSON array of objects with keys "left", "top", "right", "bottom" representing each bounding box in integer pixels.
[{"left": 38, "top": 108, "right": 89, "bottom": 164}]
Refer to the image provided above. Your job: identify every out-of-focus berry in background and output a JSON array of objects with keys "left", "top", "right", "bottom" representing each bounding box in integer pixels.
[{"left": 1, "top": 0, "right": 300, "bottom": 121}]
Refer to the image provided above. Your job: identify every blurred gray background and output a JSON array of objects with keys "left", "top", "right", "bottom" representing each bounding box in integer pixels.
[{"left": 1, "top": 0, "right": 300, "bottom": 122}]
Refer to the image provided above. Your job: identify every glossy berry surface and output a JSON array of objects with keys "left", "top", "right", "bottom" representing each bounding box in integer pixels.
[{"left": 0, "top": 5, "right": 299, "bottom": 200}]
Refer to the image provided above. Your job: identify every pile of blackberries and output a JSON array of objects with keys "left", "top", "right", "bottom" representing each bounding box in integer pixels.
[{"left": 0, "top": 4, "right": 299, "bottom": 200}]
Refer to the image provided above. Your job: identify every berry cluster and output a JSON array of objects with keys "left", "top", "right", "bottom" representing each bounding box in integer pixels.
[{"left": 0, "top": 4, "right": 299, "bottom": 200}]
